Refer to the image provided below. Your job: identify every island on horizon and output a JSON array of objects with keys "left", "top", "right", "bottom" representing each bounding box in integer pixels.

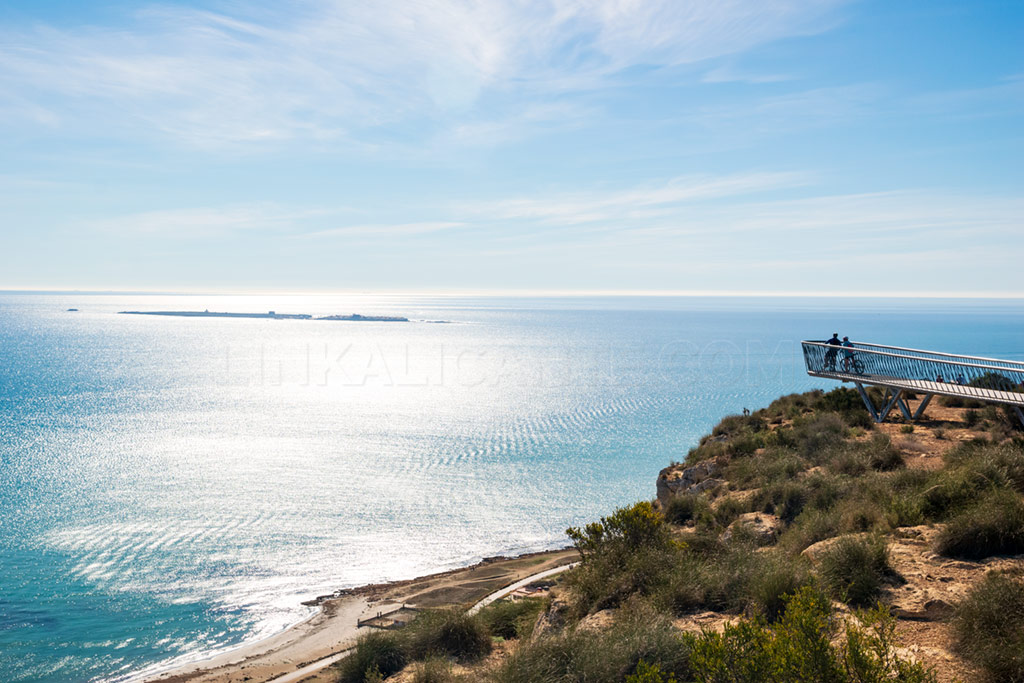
[{"left": 118, "top": 310, "right": 410, "bottom": 322}]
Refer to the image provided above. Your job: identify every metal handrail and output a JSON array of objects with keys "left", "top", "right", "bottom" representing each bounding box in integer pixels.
[
  {"left": 802, "top": 341, "right": 1024, "bottom": 420},
  {"left": 802, "top": 341, "right": 1024, "bottom": 375},
  {"left": 845, "top": 341, "right": 1024, "bottom": 370}
]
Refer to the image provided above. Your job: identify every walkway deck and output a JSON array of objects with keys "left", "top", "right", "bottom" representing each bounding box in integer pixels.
[{"left": 802, "top": 340, "right": 1024, "bottom": 423}]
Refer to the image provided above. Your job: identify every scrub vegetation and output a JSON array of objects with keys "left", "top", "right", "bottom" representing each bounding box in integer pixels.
[{"left": 335, "top": 388, "right": 1024, "bottom": 682}]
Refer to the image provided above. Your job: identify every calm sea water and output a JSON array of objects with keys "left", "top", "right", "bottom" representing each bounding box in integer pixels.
[{"left": 1, "top": 293, "right": 1022, "bottom": 682}]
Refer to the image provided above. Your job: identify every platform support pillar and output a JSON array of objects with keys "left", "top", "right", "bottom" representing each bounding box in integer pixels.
[
  {"left": 912, "top": 393, "right": 934, "bottom": 420},
  {"left": 855, "top": 383, "right": 903, "bottom": 423}
]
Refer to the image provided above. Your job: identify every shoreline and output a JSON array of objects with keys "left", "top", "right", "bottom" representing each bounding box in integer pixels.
[{"left": 143, "top": 546, "right": 578, "bottom": 683}]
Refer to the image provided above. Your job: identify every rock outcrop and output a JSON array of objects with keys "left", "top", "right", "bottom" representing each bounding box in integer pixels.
[
  {"left": 656, "top": 458, "right": 724, "bottom": 505},
  {"left": 721, "top": 512, "right": 783, "bottom": 545}
]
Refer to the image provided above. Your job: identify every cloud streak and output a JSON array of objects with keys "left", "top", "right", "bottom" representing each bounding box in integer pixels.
[{"left": 0, "top": 0, "right": 847, "bottom": 146}]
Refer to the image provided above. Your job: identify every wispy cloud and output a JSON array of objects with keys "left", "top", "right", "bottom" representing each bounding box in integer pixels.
[
  {"left": 302, "top": 221, "right": 467, "bottom": 238},
  {"left": 459, "top": 171, "right": 810, "bottom": 225},
  {"left": 85, "top": 203, "right": 335, "bottom": 237},
  {"left": 0, "top": 0, "right": 848, "bottom": 147},
  {"left": 702, "top": 64, "right": 794, "bottom": 84}
]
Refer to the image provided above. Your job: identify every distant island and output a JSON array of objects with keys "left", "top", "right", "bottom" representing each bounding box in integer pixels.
[{"left": 118, "top": 310, "right": 409, "bottom": 322}]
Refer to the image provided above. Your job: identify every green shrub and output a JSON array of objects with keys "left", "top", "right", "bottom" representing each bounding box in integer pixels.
[
  {"left": 900, "top": 424, "right": 915, "bottom": 434},
  {"left": 918, "top": 467, "right": 989, "bottom": 520},
  {"left": 492, "top": 603, "right": 691, "bottom": 683},
  {"left": 818, "top": 535, "right": 899, "bottom": 607},
  {"left": 664, "top": 494, "right": 711, "bottom": 526},
  {"left": 653, "top": 545, "right": 763, "bottom": 616},
  {"left": 779, "top": 508, "right": 841, "bottom": 554},
  {"left": 942, "top": 395, "right": 985, "bottom": 408},
  {"left": 944, "top": 441, "right": 1024, "bottom": 492},
  {"left": 867, "top": 435, "right": 904, "bottom": 471},
  {"left": 567, "top": 501, "right": 674, "bottom": 560},
  {"left": 935, "top": 488, "right": 1024, "bottom": 560},
  {"left": 683, "top": 586, "right": 935, "bottom": 683},
  {"left": 754, "top": 480, "right": 809, "bottom": 523},
  {"left": 477, "top": 597, "right": 546, "bottom": 640},
  {"left": 829, "top": 436, "right": 903, "bottom": 476},
  {"left": 713, "top": 413, "right": 767, "bottom": 438},
  {"left": 565, "top": 542, "right": 676, "bottom": 614},
  {"left": 842, "top": 604, "right": 938, "bottom": 682},
  {"left": 746, "top": 553, "right": 813, "bottom": 622},
  {"left": 794, "top": 413, "right": 848, "bottom": 462},
  {"left": 685, "top": 587, "right": 843, "bottom": 682},
  {"left": 711, "top": 496, "right": 748, "bottom": 529},
  {"left": 725, "top": 448, "right": 807, "bottom": 488},
  {"left": 335, "top": 631, "right": 406, "bottom": 683},
  {"left": 953, "top": 572, "right": 1024, "bottom": 681},
  {"left": 626, "top": 660, "right": 677, "bottom": 683},
  {"left": 765, "top": 391, "right": 819, "bottom": 420},
  {"left": 836, "top": 497, "right": 888, "bottom": 534},
  {"left": 565, "top": 502, "right": 680, "bottom": 614},
  {"left": 402, "top": 608, "right": 491, "bottom": 663},
  {"left": 410, "top": 657, "right": 455, "bottom": 683}
]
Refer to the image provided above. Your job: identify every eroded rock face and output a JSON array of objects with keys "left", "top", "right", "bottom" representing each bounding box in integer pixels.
[
  {"left": 657, "top": 459, "right": 724, "bottom": 505},
  {"left": 576, "top": 609, "right": 616, "bottom": 633},
  {"left": 721, "top": 512, "right": 783, "bottom": 545},
  {"left": 532, "top": 593, "right": 571, "bottom": 640}
]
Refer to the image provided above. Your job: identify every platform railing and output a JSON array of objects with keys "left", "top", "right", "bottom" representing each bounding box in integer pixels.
[
  {"left": 801, "top": 340, "right": 1024, "bottom": 410},
  {"left": 846, "top": 341, "right": 1024, "bottom": 375}
]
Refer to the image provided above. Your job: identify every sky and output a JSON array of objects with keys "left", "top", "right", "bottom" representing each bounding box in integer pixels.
[{"left": 0, "top": 0, "right": 1022, "bottom": 295}]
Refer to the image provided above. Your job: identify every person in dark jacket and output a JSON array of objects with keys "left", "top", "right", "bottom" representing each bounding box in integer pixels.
[{"left": 824, "top": 333, "right": 841, "bottom": 370}]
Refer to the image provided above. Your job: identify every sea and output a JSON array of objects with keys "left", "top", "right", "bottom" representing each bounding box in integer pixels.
[{"left": 1, "top": 293, "right": 1022, "bottom": 682}]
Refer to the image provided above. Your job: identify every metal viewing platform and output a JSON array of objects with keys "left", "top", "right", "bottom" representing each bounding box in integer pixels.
[{"left": 802, "top": 340, "right": 1024, "bottom": 425}]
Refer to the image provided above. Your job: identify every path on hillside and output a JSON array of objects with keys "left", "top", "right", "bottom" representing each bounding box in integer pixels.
[{"left": 272, "top": 562, "right": 579, "bottom": 683}]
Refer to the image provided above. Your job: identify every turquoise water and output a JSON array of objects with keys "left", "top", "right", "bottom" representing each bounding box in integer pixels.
[{"left": 1, "top": 294, "right": 1022, "bottom": 682}]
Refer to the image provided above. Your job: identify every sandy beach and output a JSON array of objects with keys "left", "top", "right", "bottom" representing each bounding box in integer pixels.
[{"left": 145, "top": 548, "right": 579, "bottom": 683}]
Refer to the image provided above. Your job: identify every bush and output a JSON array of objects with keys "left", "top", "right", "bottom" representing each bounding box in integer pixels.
[
  {"left": 335, "top": 631, "right": 406, "bottom": 683},
  {"left": 565, "top": 502, "right": 681, "bottom": 614},
  {"left": 867, "top": 435, "right": 905, "bottom": 471},
  {"left": 566, "top": 541, "right": 677, "bottom": 614},
  {"left": 794, "top": 413, "right": 848, "bottom": 462},
  {"left": 492, "top": 603, "right": 692, "bottom": 683},
  {"left": 935, "top": 488, "right": 1024, "bottom": 560},
  {"left": 626, "top": 660, "right": 677, "bottom": 683},
  {"left": 779, "top": 508, "right": 841, "bottom": 554},
  {"left": 652, "top": 544, "right": 764, "bottom": 616},
  {"left": 725, "top": 448, "right": 807, "bottom": 488},
  {"left": 900, "top": 424, "right": 915, "bottom": 434},
  {"left": 829, "top": 436, "right": 903, "bottom": 476},
  {"left": 403, "top": 608, "right": 492, "bottom": 662},
  {"left": 411, "top": 657, "right": 456, "bottom": 683},
  {"left": 683, "top": 587, "right": 935, "bottom": 683},
  {"left": 477, "top": 597, "right": 546, "bottom": 640},
  {"left": 918, "top": 467, "right": 989, "bottom": 520},
  {"left": 953, "top": 572, "right": 1024, "bottom": 681},
  {"left": 842, "top": 604, "right": 938, "bottom": 682},
  {"left": 753, "top": 480, "right": 809, "bottom": 523},
  {"left": 567, "top": 501, "right": 674, "bottom": 560},
  {"left": 944, "top": 441, "right": 1024, "bottom": 492},
  {"left": 710, "top": 496, "right": 748, "bottom": 529},
  {"left": 818, "top": 535, "right": 899, "bottom": 607},
  {"left": 746, "top": 553, "right": 813, "bottom": 622},
  {"left": 664, "top": 494, "right": 711, "bottom": 526}
]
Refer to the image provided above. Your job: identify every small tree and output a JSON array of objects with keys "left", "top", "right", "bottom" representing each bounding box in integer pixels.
[{"left": 566, "top": 501, "right": 673, "bottom": 560}]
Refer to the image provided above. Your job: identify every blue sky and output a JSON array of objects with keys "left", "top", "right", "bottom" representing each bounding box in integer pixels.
[{"left": 1, "top": 0, "right": 1021, "bottom": 295}]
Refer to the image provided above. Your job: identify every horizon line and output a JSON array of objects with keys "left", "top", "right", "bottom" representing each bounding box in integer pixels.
[{"left": 3, "top": 287, "right": 1024, "bottom": 300}]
